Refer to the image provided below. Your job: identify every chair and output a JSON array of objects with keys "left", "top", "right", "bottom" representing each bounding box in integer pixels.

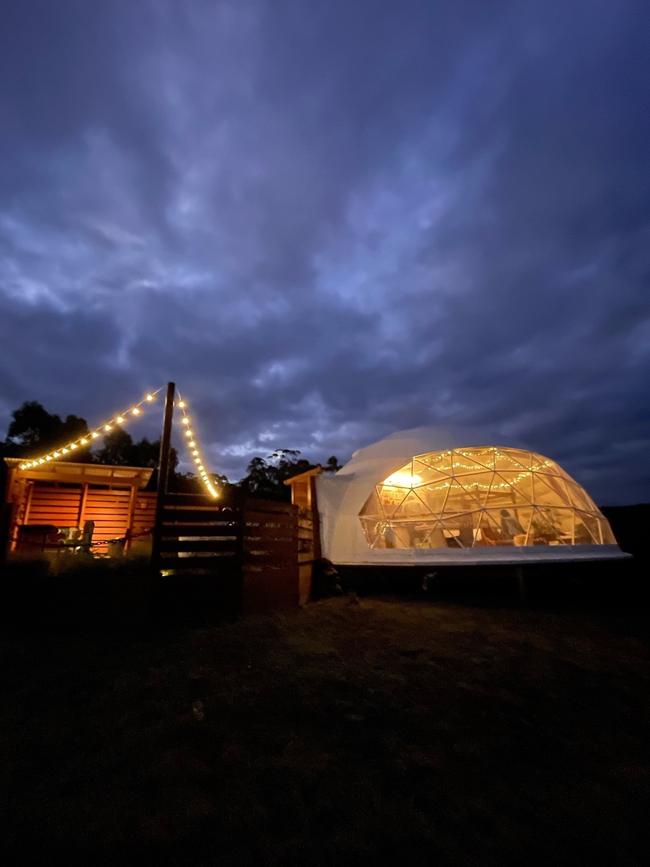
[
  {"left": 479, "top": 525, "right": 500, "bottom": 546},
  {"left": 75, "top": 520, "right": 95, "bottom": 555}
]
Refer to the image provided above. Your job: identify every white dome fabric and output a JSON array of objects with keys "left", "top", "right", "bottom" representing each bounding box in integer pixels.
[{"left": 315, "top": 427, "right": 624, "bottom": 566}]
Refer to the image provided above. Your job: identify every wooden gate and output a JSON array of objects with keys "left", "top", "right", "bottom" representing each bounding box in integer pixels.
[
  {"left": 243, "top": 498, "right": 299, "bottom": 613},
  {"left": 154, "top": 492, "right": 299, "bottom": 616}
]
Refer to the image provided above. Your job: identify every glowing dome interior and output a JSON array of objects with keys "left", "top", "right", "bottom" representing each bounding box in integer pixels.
[{"left": 359, "top": 446, "right": 616, "bottom": 550}]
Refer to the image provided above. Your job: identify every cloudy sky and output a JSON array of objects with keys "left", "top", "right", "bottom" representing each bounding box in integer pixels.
[{"left": 1, "top": 0, "right": 648, "bottom": 502}]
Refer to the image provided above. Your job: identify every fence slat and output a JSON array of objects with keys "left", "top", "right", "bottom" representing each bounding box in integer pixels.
[{"left": 160, "top": 538, "right": 239, "bottom": 553}]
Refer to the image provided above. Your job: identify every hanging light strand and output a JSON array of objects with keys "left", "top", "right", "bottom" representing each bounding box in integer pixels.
[
  {"left": 18, "top": 388, "right": 163, "bottom": 470},
  {"left": 175, "top": 388, "right": 219, "bottom": 499}
]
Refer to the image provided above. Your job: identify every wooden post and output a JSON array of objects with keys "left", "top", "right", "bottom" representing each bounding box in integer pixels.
[
  {"left": 151, "top": 382, "right": 176, "bottom": 571},
  {"left": 124, "top": 484, "right": 137, "bottom": 554},
  {"left": 78, "top": 482, "right": 89, "bottom": 529}
]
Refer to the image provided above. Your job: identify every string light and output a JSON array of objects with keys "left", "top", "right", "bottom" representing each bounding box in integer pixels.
[
  {"left": 18, "top": 385, "right": 220, "bottom": 501},
  {"left": 17, "top": 388, "right": 162, "bottom": 470},
  {"left": 176, "top": 390, "right": 219, "bottom": 498}
]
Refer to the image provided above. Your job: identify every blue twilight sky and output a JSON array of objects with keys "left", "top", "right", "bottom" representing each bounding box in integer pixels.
[{"left": 0, "top": 0, "right": 649, "bottom": 503}]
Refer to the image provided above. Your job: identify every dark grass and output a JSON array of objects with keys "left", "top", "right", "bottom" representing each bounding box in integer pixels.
[{"left": 1, "top": 579, "right": 649, "bottom": 865}]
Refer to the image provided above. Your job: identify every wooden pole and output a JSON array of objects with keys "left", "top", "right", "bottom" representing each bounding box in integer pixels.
[{"left": 151, "top": 382, "right": 176, "bottom": 570}]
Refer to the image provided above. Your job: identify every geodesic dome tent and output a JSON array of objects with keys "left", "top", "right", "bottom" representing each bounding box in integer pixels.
[{"left": 314, "top": 428, "right": 623, "bottom": 565}]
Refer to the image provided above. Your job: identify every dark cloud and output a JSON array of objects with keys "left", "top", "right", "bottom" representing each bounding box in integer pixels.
[{"left": 0, "top": 0, "right": 648, "bottom": 502}]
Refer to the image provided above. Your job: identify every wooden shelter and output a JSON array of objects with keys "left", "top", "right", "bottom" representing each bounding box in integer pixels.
[
  {"left": 2, "top": 458, "right": 156, "bottom": 557},
  {"left": 284, "top": 465, "right": 322, "bottom": 604}
]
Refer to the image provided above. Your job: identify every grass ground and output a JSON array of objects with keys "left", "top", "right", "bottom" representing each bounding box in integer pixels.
[{"left": 1, "top": 583, "right": 649, "bottom": 866}]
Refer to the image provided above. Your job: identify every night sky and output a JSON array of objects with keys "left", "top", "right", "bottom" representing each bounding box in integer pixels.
[{"left": 1, "top": 1, "right": 648, "bottom": 503}]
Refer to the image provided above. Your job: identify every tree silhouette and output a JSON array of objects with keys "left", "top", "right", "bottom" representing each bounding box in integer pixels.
[
  {"left": 239, "top": 449, "right": 324, "bottom": 500},
  {"left": 95, "top": 428, "right": 178, "bottom": 473},
  {"left": 2, "top": 401, "right": 90, "bottom": 460},
  {"left": 0, "top": 401, "right": 179, "bottom": 474}
]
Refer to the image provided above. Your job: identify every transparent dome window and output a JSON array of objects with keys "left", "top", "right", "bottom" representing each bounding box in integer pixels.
[{"left": 359, "top": 446, "right": 616, "bottom": 550}]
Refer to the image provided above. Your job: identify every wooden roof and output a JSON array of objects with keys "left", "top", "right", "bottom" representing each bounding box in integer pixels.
[
  {"left": 283, "top": 465, "right": 323, "bottom": 486},
  {"left": 3, "top": 458, "right": 153, "bottom": 488}
]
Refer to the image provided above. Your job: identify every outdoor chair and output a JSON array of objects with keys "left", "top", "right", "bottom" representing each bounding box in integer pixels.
[{"left": 74, "top": 520, "right": 95, "bottom": 555}]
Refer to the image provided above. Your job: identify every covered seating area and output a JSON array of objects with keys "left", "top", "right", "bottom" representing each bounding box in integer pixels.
[{"left": 2, "top": 459, "right": 156, "bottom": 559}]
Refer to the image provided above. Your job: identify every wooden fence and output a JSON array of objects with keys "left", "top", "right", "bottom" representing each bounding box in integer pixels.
[
  {"left": 154, "top": 492, "right": 300, "bottom": 615},
  {"left": 3, "top": 482, "right": 305, "bottom": 615}
]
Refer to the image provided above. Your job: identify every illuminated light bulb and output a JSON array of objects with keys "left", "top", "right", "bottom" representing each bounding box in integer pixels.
[
  {"left": 185, "top": 430, "right": 192, "bottom": 438},
  {"left": 181, "top": 417, "right": 190, "bottom": 426},
  {"left": 197, "top": 464, "right": 204, "bottom": 471},
  {"left": 80, "top": 438, "right": 87, "bottom": 445},
  {"left": 38, "top": 459, "right": 45, "bottom": 464},
  {"left": 146, "top": 393, "right": 154, "bottom": 402},
  {"left": 62, "top": 447, "right": 69, "bottom": 454},
  {"left": 188, "top": 440, "right": 196, "bottom": 447},
  {"left": 53, "top": 451, "right": 60, "bottom": 458},
  {"left": 192, "top": 449, "right": 199, "bottom": 456},
  {"left": 131, "top": 407, "right": 141, "bottom": 415},
  {"left": 69, "top": 443, "right": 78, "bottom": 450},
  {"left": 178, "top": 400, "right": 186, "bottom": 408},
  {"left": 19, "top": 463, "right": 26, "bottom": 470},
  {"left": 91, "top": 432, "right": 99, "bottom": 439},
  {"left": 116, "top": 415, "right": 125, "bottom": 424},
  {"left": 104, "top": 424, "right": 112, "bottom": 432},
  {"left": 383, "top": 470, "right": 423, "bottom": 487}
]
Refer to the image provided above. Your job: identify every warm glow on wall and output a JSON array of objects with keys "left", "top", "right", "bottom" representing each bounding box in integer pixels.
[{"left": 383, "top": 470, "right": 423, "bottom": 487}]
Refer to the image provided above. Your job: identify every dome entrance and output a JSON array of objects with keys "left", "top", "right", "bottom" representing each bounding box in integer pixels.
[{"left": 359, "top": 446, "right": 615, "bottom": 550}]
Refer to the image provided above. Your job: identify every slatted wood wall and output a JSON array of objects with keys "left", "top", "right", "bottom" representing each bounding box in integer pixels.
[
  {"left": 25, "top": 485, "right": 81, "bottom": 529},
  {"left": 297, "top": 508, "right": 316, "bottom": 606},
  {"left": 21, "top": 483, "right": 157, "bottom": 549},
  {"left": 131, "top": 492, "right": 157, "bottom": 545},
  {"left": 287, "top": 473, "right": 320, "bottom": 606},
  {"left": 83, "top": 487, "right": 131, "bottom": 544}
]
